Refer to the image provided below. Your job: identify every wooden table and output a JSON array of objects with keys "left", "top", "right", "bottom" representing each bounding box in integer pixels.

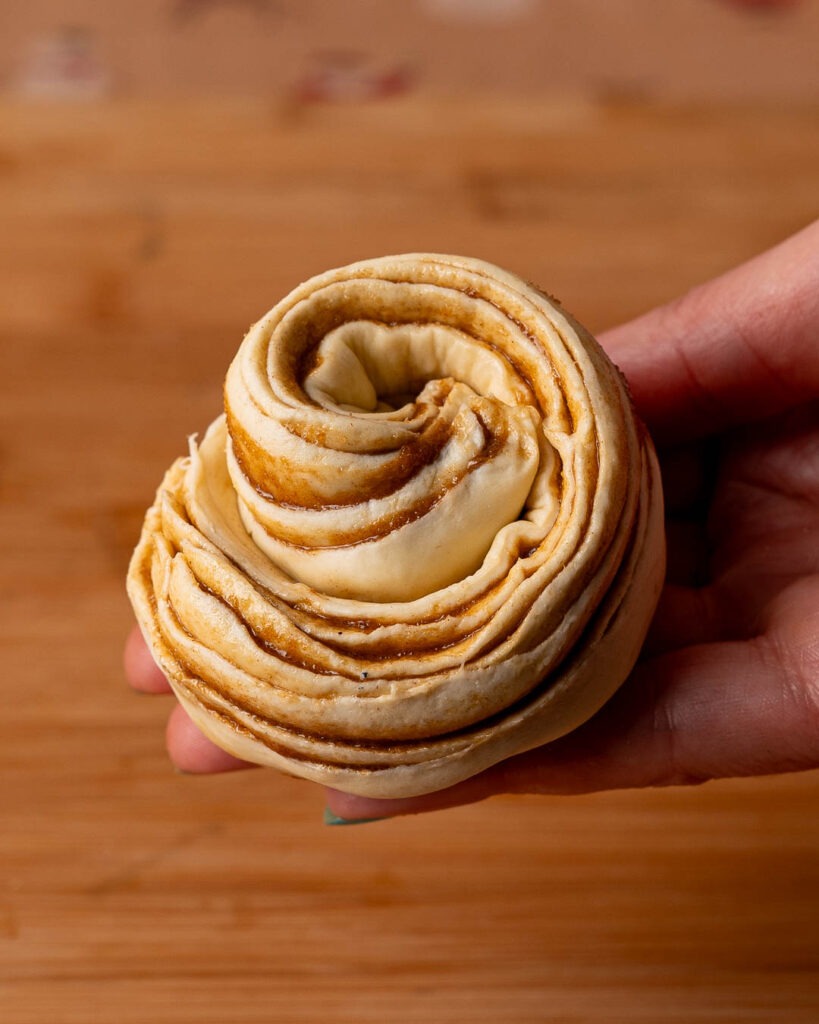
[{"left": 2, "top": 95, "right": 818, "bottom": 1024}]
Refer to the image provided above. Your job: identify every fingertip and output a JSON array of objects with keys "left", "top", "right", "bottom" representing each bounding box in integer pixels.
[
  {"left": 166, "top": 702, "right": 253, "bottom": 775},
  {"left": 323, "top": 790, "right": 402, "bottom": 822},
  {"left": 323, "top": 772, "right": 499, "bottom": 822},
  {"left": 124, "top": 625, "right": 172, "bottom": 694}
]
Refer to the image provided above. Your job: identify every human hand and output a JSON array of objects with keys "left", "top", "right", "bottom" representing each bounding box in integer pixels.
[{"left": 124, "top": 220, "right": 819, "bottom": 820}]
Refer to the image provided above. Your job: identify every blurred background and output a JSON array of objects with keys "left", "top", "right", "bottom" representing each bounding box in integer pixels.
[
  {"left": 3, "top": 0, "right": 818, "bottom": 348},
  {"left": 4, "top": 0, "right": 819, "bottom": 101},
  {"left": 3, "top": 3, "right": 819, "bottom": 1024}
]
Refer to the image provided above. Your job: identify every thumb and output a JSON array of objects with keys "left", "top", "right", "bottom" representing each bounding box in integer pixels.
[{"left": 600, "top": 219, "right": 819, "bottom": 444}]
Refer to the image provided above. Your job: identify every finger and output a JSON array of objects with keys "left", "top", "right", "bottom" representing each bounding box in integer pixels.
[
  {"left": 601, "top": 219, "right": 819, "bottom": 444},
  {"left": 166, "top": 702, "right": 255, "bottom": 774},
  {"left": 558, "top": 630, "right": 817, "bottom": 783},
  {"left": 644, "top": 583, "right": 726, "bottom": 654},
  {"left": 626, "top": 635, "right": 819, "bottom": 785},
  {"left": 124, "top": 625, "right": 173, "bottom": 694},
  {"left": 327, "top": 628, "right": 818, "bottom": 821},
  {"left": 497, "top": 636, "right": 819, "bottom": 792}
]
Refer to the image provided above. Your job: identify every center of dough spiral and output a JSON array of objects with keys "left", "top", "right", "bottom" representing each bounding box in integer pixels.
[{"left": 223, "top": 285, "right": 546, "bottom": 602}]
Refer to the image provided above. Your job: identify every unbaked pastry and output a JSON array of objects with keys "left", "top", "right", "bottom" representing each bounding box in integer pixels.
[{"left": 127, "top": 254, "right": 665, "bottom": 797}]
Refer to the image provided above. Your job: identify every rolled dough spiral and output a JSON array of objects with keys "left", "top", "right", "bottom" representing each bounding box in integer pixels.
[{"left": 127, "top": 254, "right": 665, "bottom": 797}]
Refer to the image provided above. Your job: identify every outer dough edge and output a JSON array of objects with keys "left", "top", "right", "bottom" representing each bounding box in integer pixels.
[{"left": 143, "top": 439, "right": 664, "bottom": 799}]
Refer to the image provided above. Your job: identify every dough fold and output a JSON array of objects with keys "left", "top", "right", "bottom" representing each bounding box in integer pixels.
[{"left": 127, "top": 253, "right": 665, "bottom": 797}]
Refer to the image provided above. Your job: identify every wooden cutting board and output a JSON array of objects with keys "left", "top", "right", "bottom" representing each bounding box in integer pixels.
[{"left": 2, "top": 95, "right": 818, "bottom": 1024}]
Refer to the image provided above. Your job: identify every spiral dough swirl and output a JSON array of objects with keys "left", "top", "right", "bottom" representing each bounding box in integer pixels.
[{"left": 127, "top": 254, "right": 665, "bottom": 797}]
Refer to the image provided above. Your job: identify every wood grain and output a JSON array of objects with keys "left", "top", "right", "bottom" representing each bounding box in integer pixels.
[{"left": 1, "top": 96, "right": 818, "bottom": 1024}]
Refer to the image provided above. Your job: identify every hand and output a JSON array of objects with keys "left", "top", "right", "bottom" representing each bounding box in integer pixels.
[{"left": 124, "top": 220, "right": 819, "bottom": 820}]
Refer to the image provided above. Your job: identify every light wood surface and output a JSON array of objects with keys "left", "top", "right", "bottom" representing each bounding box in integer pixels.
[{"left": 2, "top": 95, "right": 819, "bottom": 1024}]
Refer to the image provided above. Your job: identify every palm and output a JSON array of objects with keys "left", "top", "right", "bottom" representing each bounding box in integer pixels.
[
  {"left": 717, "top": 406, "right": 819, "bottom": 620},
  {"left": 659, "top": 403, "right": 819, "bottom": 653}
]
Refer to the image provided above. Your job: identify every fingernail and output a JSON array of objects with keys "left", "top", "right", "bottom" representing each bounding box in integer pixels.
[{"left": 323, "top": 807, "right": 387, "bottom": 826}]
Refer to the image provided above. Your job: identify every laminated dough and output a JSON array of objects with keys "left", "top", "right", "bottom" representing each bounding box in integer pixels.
[{"left": 127, "top": 254, "right": 665, "bottom": 798}]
